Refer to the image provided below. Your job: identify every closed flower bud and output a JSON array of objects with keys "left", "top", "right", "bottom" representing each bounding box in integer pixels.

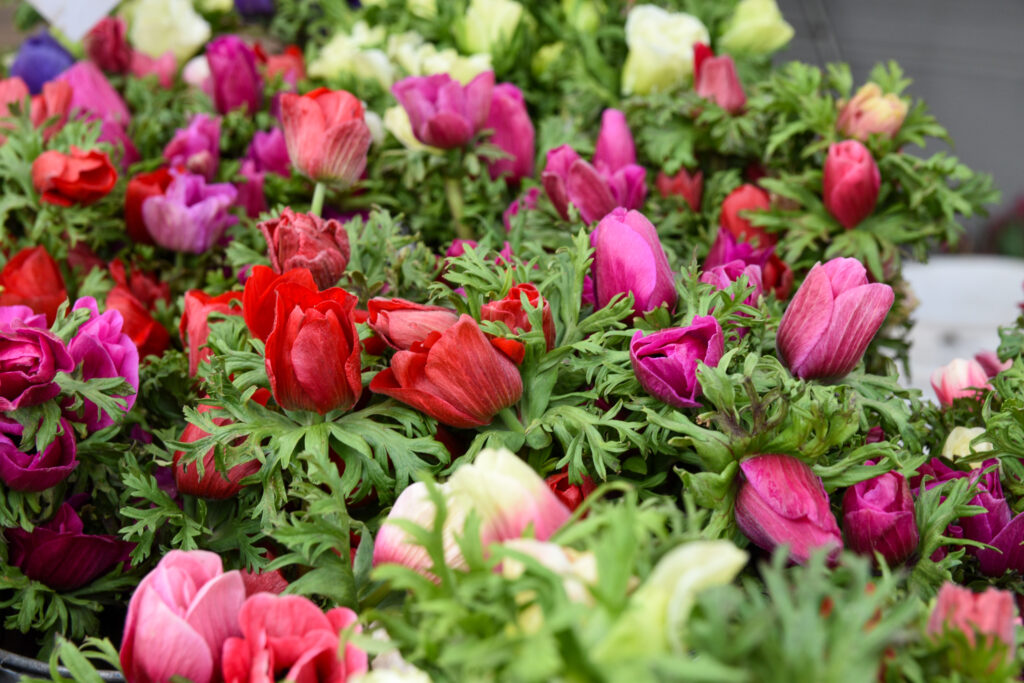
[
  {"left": 163, "top": 113, "right": 221, "bottom": 181},
  {"left": 486, "top": 83, "right": 534, "bottom": 183},
  {"left": 594, "top": 109, "right": 637, "bottom": 177},
  {"left": 776, "top": 257, "right": 894, "bottom": 380},
  {"left": 630, "top": 317, "right": 724, "bottom": 409},
  {"left": 480, "top": 283, "right": 556, "bottom": 350},
  {"left": 694, "top": 51, "right": 746, "bottom": 114},
  {"left": 593, "top": 208, "right": 676, "bottom": 316},
  {"left": 369, "top": 315, "right": 523, "bottom": 428},
  {"left": 735, "top": 454, "right": 842, "bottom": 564},
  {"left": 32, "top": 147, "right": 118, "bottom": 207},
  {"left": 842, "top": 465, "right": 918, "bottom": 565},
  {"left": 265, "top": 283, "right": 363, "bottom": 414},
  {"left": 242, "top": 266, "right": 317, "bottom": 343},
  {"left": 173, "top": 401, "right": 265, "bottom": 499},
  {"left": 392, "top": 71, "right": 494, "bottom": 149},
  {"left": 927, "top": 583, "right": 1016, "bottom": 669},
  {"left": 366, "top": 298, "right": 459, "bottom": 350},
  {"left": 280, "top": 88, "right": 373, "bottom": 187},
  {"left": 0, "top": 246, "right": 68, "bottom": 324},
  {"left": 56, "top": 61, "right": 131, "bottom": 128},
  {"left": 455, "top": 0, "right": 524, "bottom": 56},
  {"left": 941, "top": 426, "right": 992, "bottom": 465},
  {"left": 259, "top": 208, "right": 351, "bottom": 290},
  {"left": 823, "top": 140, "right": 880, "bottom": 229},
  {"left": 721, "top": 184, "right": 774, "bottom": 246},
  {"left": 86, "top": 17, "right": 132, "bottom": 74},
  {"left": 374, "top": 447, "right": 571, "bottom": 573},
  {"left": 931, "top": 358, "right": 991, "bottom": 407},
  {"left": 9, "top": 31, "right": 74, "bottom": 95},
  {"left": 127, "top": 0, "right": 212, "bottom": 63},
  {"left": 180, "top": 290, "right": 243, "bottom": 376},
  {"left": 837, "top": 83, "right": 908, "bottom": 141},
  {"left": 656, "top": 168, "right": 703, "bottom": 211},
  {"left": 621, "top": 5, "right": 709, "bottom": 95},
  {"left": 718, "top": 0, "right": 794, "bottom": 55},
  {"left": 206, "top": 36, "right": 262, "bottom": 115}
]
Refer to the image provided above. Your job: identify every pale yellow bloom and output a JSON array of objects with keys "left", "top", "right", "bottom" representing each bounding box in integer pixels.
[
  {"left": 384, "top": 106, "right": 440, "bottom": 153},
  {"left": 309, "top": 23, "right": 395, "bottom": 89},
  {"left": 941, "top": 426, "right": 992, "bottom": 469},
  {"left": 126, "top": 0, "right": 211, "bottom": 63},
  {"left": 621, "top": 5, "right": 710, "bottom": 95},
  {"left": 718, "top": 0, "right": 795, "bottom": 55},
  {"left": 455, "top": 0, "right": 524, "bottom": 55}
]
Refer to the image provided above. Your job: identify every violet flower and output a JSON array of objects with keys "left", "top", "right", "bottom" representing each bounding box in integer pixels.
[
  {"left": 629, "top": 316, "right": 724, "bottom": 409},
  {"left": 9, "top": 31, "right": 74, "bottom": 95},
  {"left": 67, "top": 297, "right": 140, "bottom": 431},
  {"left": 248, "top": 128, "right": 290, "bottom": 176},
  {"left": 206, "top": 36, "right": 263, "bottom": 115},
  {"left": 0, "top": 416, "right": 76, "bottom": 492},
  {"left": 0, "top": 307, "right": 74, "bottom": 411},
  {"left": 7, "top": 502, "right": 133, "bottom": 590},
  {"left": 142, "top": 172, "right": 238, "bottom": 253},
  {"left": 164, "top": 113, "right": 221, "bottom": 181},
  {"left": 391, "top": 71, "right": 494, "bottom": 149}
]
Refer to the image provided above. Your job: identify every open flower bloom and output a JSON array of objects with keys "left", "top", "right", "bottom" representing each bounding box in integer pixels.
[
  {"left": 8, "top": 502, "right": 133, "bottom": 591},
  {"left": 164, "top": 113, "right": 221, "bottom": 180},
  {"left": 32, "top": 147, "right": 118, "bottom": 207},
  {"left": 121, "top": 550, "right": 247, "bottom": 683},
  {"left": 222, "top": 593, "right": 367, "bottom": 683},
  {"left": 373, "top": 447, "right": 571, "bottom": 574},
  {"left": 391, "top": 71, "right": 494, "bottom": 148},
  {"left": 931, "top": 358, "right": 991, "bottom": 407},
  {"left": 0, "top": 415, "right": 76, "bottom": 492},
  {"left": 927, "top": 583, "right": 1016, "bottom": 668},
  {"left": 630, "top": 317, "right": 724, "bottom": 409},
  {"left": 776, "top": 257, "right": 893, "bottom": 380},
  {"left": 735, "top": 454, "right": 843, "bottom": 564},
  {"left": 823, "top": 140, "right": 881, "bottom": 229},
  {"left": 0, "top": 307, "right": 73, "bottom": 411},
  {"left": 0, "top": 246, "right": 68, "bottom": 324},
  {"left": 369, "top": 315, "right": 523, "bottom": 428},
  {"left": 142, "top": 172, "right": 238, "bottom": 253},
  {"left": 280, "top": 88, "right": 372, "bottom": 186}
]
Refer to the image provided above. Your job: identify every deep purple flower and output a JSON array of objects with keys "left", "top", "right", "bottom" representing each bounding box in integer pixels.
[
  {"left": 0, "top": 416, "right": 76, "bottom": 492},
  {"left": 391, "top": 72, "right": 494, "bottom": 149},
  {"left": 0, "top": 311, "right": 74, "bottom": 410},
  {"left": 247, "top": 128, "right": 290, "bottom": 176},
  {"left": 486, "top": 83, "right": 534, "bottom": 183},
  {"left": 842, "top": 464, "right": 918, "bottom": 565},
  {"left": 629, "top": 316, "right": 724, "bottom": 409},
  {"left": 67, "top": 297, "right": 140, "bottom": 431},
  {"left": 9, "top": 31, "right": 74, "bottom": 95},
  {"left": 6, "top": 503, "right": 133, "bottom": 590},
  {"left": 593, "top": 208, "right": 676, "bottom": 316},
  {"left": 142, "top": 172, "right": 238, "bottom": 253},
  {"left": 735, "top": 454, "right": 843, "bottom": 564},
  {"left": 206, "top": 36, "right": 263, "bottom": 115},
  {"left": 164, "top": 113, "right": 221, "bottom": 181},
  {"left": 235, "top": 0, "right": 275, "bottom": 18}
]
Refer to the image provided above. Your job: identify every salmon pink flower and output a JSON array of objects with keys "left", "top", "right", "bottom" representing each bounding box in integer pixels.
[{"left": 280, "top": 88, "right": 372, "bottom": 187}]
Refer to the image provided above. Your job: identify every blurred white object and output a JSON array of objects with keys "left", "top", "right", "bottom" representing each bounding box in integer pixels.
[
  {"left": 26, "top": 0, "right": 119, "bottom": 41},
  {"left": 902, "top": 255, "right": 1024, "bottom": 393}
]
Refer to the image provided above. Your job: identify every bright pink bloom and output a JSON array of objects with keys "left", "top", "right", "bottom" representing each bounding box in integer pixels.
[
  {"left": 593, "top": 208, "right": 676, "bottom": 316},
  {"left": 391, "top": 71, "right": 494, "bottom": 149},
  {"left": 931, "top": 358, "right": 991, "bottom": 407},
  {"left": 486, "top": 82, "right": 534, "bottom": 183},
  {"left": 842, "top": 465, "right": 918, "bottom": 565}
]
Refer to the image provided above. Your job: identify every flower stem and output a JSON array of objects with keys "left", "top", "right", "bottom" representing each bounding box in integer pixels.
[
  {"left": 310, "top": 181, "right": 326, "bottom": 217},
  {"left": 444, "top": 177, "right": 472, "bottom": 240}
]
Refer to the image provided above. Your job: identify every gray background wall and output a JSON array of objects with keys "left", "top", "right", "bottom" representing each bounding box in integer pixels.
[{"left": 775, "top": 0, "right": 1024, "bottom": 246}]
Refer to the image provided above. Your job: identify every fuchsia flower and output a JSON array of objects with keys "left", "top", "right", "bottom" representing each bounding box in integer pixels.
[
  {"left": 503, "top": 187, "right": 541, "bottom": 231},
  {"left": 975, "top": 350, "right": 1012, "bottom": 378},
  {"left": 823, "top": 140, "right": 881, "bottom": 229},
  {"left": 248, "top": 127, "right": 291, "bottom": 176},
  {"left": 56, "top": 61, "right": 130, "bottom": 128},
  {"left": 67, "top": 297, "right": 140, "bottom": 431},
  {"left": 222, "top": 593, "right": 367, "bottom": 683},
  {"left": 931, "top": 358, "right": 991, "bottom": 407},
  {"left": 735, "top": 454, "right": 843, "bottom": 564},
  {"left": 592, "top": 208, "right": 676, "bottom": 316},
  {"left": 8, "top": 502, "right": 133, "bottom": 590},
  {"left": 776, "top": 257, "right": 893, "bottom": 380},
  {"left": 700, "top": 260, "right": 764, "bottom": 307},
  {"left": 693, "top": 44, "right": 746, "bottom": 114},
  {"left": 206, "top": 36, "right": 263, "bottom": 115},
  {"left": 392, "top": 71, "right": 495, "bottom": 149},
  {"left": 142, "top": 172, "right": 238, "bottom": 254},
  {"left": 486, "top": 82, "right": 534, "bottom": 183},
  {"left": 0, "top": 416, "right": 76, "bottom": 491},
  {"left": 374, "top": 447, "right": 571, "bottom": 574},
  {"left": 0, "top": 305, "right": 73, "bottom": 411},
  {"left": 629, "top": 316, "right": 724, "bottom": 409},
  {"left": 121, "top": 550, "right": 247, "bottom": 683},
  {"left": 164, "top": 113, "right": 221, "bottom": 181},
  {"left": 542, "top": 109, "right": 647, "bottom": 223},
  {"left": 842, "top": 464, "right": 918, "bottom": 565}
]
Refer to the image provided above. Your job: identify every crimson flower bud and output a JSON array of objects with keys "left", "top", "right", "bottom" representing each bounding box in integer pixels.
[
  {"left": 735, "top": 454, "right": 843, "bottom": 564},
  {"left": 242, "top": 266, "right": 317, "bottom": 343},
  {"left": 480, "top": 283, "right": 556, "bottom": 350},
  {"left": 823, "top": 140, "right": 880, "bottom": 229},
  {"left": 258, "top": 208, "right": 351, "bottom": 290},
  {"left": 656, "top": 168, "right": 703, "bottom": 211},
  {"left": 776, "top": 257, "right": 893, "bottom": 380}
]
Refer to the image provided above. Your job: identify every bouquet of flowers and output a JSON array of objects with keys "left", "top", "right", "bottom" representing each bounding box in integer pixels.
[{"left": 0, "top": 0, "right": 1019, "bottom": 681}]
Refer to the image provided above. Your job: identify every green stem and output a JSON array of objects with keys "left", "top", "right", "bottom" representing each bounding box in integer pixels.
[
  {"left": 444, "top": 177, "right": 472, "bottom": 240},
  {"left": 310, "top": 182, "right": 326, "bottom": 217}
]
